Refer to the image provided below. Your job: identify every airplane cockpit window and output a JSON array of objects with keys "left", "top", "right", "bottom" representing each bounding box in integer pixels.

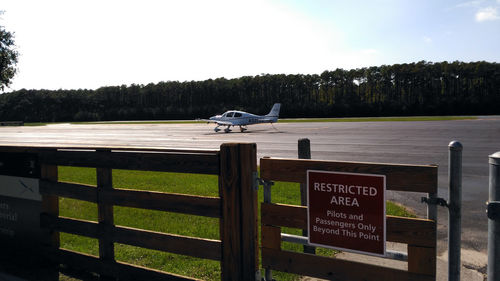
[
  {"left": 222, "top": 113, "right": 227, "bottom": 117},
  {"left": 227, "top": 112, "right": 234, "bottom": 117},
  {"left": 234, "top": 112, "right": 242, "bottom": 117}
]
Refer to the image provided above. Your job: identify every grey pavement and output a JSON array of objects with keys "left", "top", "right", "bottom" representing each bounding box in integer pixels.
[{"left": 300, "top": 244, "right": 485, "bottom": 281}]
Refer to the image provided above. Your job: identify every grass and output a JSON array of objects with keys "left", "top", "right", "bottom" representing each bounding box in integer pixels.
[
  {"left": 5, "top": 115, "right": 478, "bottom": 127},
  {"left": 386, "top": 201, "right": 416, "bottom": 218},
  {"left": 24, "top": 122, "right": 58, "bottom": 126},
  {"left": 68, "top": 115, "right": 477, "bottom": 125},
  {"left": 57, "top": 166, "right": 417, "bottom": 281},
  {"left": 278, "top": 116, "right": 477, "bottom": 122},
  {"left": 73, "top": 120, "right": 202, "bottom": 125}
]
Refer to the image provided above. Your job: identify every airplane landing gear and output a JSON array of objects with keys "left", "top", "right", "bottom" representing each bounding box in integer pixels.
[
  {"left": 214, "top": 125, "right": 221, "bottom": 132},
  {"left": 239, "top": 126, "right": 247, "bottom": 132},
  {"left": 224, "top": 126, "right": 232, "bottom": 133}
]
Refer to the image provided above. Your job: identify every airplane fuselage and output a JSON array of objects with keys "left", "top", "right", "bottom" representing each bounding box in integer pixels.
[
  {"left": 202, "top": 103, "right": 281, "bottom": 133},
  {"left": 209, "top": 111, "right": 278, "bottom": 126}
]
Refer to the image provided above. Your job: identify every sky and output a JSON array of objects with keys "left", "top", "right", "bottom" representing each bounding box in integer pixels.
[{"left": 1, "top": 0, "right": 500, "bottom": 91}]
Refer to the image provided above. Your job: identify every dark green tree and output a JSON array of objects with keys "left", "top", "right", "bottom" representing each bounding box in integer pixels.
[{"left": 0, "top": 13, "right": 19, "bottom": 91}]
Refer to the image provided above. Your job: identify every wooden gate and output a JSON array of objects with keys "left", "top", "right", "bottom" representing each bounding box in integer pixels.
[
  {"left": 260, "top": 157, "right": 438, "bottom": 281},
  {"left": 35, "top": 143, "right": 257, "bottom": 281}
]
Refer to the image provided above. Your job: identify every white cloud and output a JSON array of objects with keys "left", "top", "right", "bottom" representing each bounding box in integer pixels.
[
  {"left": 423, "top": 36, "right": 432, "bottom": 44},
  {"left": 475, "top": 6, "right": 500, "bottom": 21}
]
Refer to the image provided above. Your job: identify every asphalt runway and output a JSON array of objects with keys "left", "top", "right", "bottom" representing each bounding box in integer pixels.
[{"left": 1, "top": 117, "right": 499, "bottom": 273}]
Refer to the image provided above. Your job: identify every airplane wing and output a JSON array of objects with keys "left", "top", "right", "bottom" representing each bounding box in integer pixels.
[
  {"left": 258, "top": 118, "right": 276, "bottom": 122},
  {"left": 212, "top": 120, "right": 234, "bottom": 125},
  {"left": 198, "top": 119, "right": 234, "bottom": 126}
]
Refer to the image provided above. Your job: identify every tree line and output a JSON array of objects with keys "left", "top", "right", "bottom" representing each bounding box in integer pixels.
[{"left": 0, "top": 61, "right": 499, "bottom": 122}]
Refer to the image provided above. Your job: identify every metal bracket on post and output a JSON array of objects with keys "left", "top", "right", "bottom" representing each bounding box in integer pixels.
[
  {"left": 255, "top": 175, "right": 274, "bottom": 281},
  {"left": 261, "top": 179, "right": 274, "bottom": 204},
  {"left": 251, "top": 170, "right": 274, "bottom": 203},
  {"left": 421, "top": 196, "right": 449, "bottom": 208},
  {"left": 253, "top": 172, "right": 274, "bottom": 191},
  {"left": 252, "top": 172, "right": 260, "bottom": 191},
  {"left": 487, "top": 201, "right": 500, "bottom": 221}
]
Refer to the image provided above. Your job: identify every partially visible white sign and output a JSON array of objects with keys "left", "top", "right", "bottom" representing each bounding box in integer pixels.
[{"left": 0, "top": 175, "right": 41, "bottom": 201}]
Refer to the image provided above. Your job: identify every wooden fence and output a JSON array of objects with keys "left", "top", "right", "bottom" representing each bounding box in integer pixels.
[
  {"left": 35, "top": 143, "right": 258, "bottom": 281},
  {"left": 260, "top": 157, "right": 438, "bottom": 281},
  {"left": 1, "top": 144, "right": 441, "bottom": 280}
]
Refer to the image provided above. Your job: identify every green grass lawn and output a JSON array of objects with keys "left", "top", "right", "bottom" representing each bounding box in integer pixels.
[
  {"left": 14, "top": 116, "right": 475, "bottom": 127},
  {"left": 278, "top": 116, "right": 476, "bottom": 122},
  {"left": 57, "top": 166, "right": 416, "bottom": 281},
  {"left": 66, "top": 115, "right": 476, "bottom": 125}
]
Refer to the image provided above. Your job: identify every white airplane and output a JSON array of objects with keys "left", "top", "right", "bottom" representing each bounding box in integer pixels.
[{"left": 202, "top": 103, "right": 281, "bottom": 133}]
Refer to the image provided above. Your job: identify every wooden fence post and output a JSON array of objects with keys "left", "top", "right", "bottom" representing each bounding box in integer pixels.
[
  {"left": 40, "top": 159, "right": 60, "bottom": 281},
  {"left": 96, "top": 149, "right": 115, "bottom": 279},
  {"left": 219, "top": 143, "right": 258, "bottom": 281},
  {"left": 298, "top": 138, "right": 316, "bottom": 254},
  {"left": 41, "top": 161, "right": 60, "bottom": 250},
  {"left": 40, "top": 150, "right": 60, "bottom": 281}
]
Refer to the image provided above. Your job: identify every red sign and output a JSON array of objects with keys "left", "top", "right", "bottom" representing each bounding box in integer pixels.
[{"left": 307, "top": 170, "right": 386, "bottom": 256}]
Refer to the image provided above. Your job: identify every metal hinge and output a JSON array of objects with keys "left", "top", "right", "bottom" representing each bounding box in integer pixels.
[
  {"left": 252, "top": 172, "right": 274, "bottom": 190},
  {"left": 421, "top": 197, "right": 449, "bottom": 208},
  {"left": 487, "top": 201, "right": 500, "bottom": 220},
  {"left": 252, "top": 172, "right": 260, "bottom": 190},
  {"left": 253, "top": 172, "right": 274, "bottom": 190}
]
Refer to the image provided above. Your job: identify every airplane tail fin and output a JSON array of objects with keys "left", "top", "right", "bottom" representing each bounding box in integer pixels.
[{"left": 266, "top": 103, "right": 281, "bottom": 118}]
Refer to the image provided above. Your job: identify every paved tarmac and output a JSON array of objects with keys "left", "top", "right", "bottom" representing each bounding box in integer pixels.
[{"left": 1, "top": 116, "right": 499, "bottom": 280}]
